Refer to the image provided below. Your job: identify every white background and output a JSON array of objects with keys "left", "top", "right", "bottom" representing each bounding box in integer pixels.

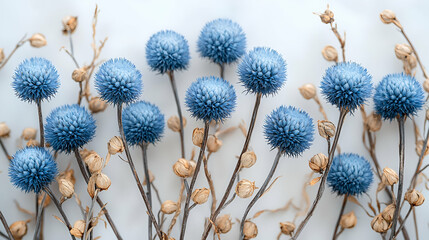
[{"left": 1, "top": 0, "right": 429, "bottom": 239}]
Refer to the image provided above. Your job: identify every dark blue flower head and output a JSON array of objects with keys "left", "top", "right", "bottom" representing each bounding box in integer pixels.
[
  {"left": 238, "top": 47, "right": 287, "bottom": 96},
  {"left": 122, "top": 101, "right": 165, "bottom": 145},
  {"left": 264, "top": 106, "right": 314, "bottom": 156},
  {"left": 374, "top": 73, "right": 424, "bottom": 120},
  {"left": 327, "top": 153, "right": 373, "bottom": 196},
  {"left": 95, "top": 58, "right": 142, "bottom": 105},
  {"left": 185, "top": 76, "right": 236, "bottom": 122},
  {"left": 197, "top": 18, "right": 246, "bottom": 64},
  {"left": 146, "top": 30, "right": 190, "bottom": 74},
  {"left": 9, "top": 147, "right": 57, "bottom": 193},
  {"left": 45, "top": 104, "right": 96, "bottom": 153},
  {"left": 12, "top": 57, "right": 60, "bottom": 103},
  {"left": 321, "top": 62, "right": 373, "bottom": 112}
]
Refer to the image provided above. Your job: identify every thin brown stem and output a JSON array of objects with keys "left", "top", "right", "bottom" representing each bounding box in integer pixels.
[
  {"left": 37, "top": 100, "right": 44, "bottom": 147},
  {"left": 0, "top": 139, "right": 11, "bottom": 160},
  {"left": 410, "top": 128, "right": 429, "bottom": 188},
  {"left": 0, "top": 34, "right": 27, "bottom": 70},
  {"left": 0, "top": 211, "right": 14, "bottom": 240},
  {"left": 394, "top": 206, "right": 413, "bottom": 238},
  {"left": 141, "top": 143, "right": 153, "bottom": 240},
  {"left": 167, "top": 180, "right": 185, "bottom": 237},
  {"left": 332, "top": 194, "right": 348, "bottom": 240},
  {"left": 168, "top": 71, "right": 186, "bottom": 158},
  {"left": 399, "top": 28, "right": 428, "bottom": 79},
  {"left": 203, "top": 153, "right": 217, "bottom": 215},
  {"left": 313, "top": 95, "right": 328, "bottom": 120},
  {"left": 329, "top": 22, "right": 346, "bottom": 62}
]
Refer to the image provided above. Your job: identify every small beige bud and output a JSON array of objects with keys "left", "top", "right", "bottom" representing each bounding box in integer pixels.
[
  {"left": 21, "top": 127, "right": 37, "bottom": 140},
  {"left": 309, "top": 153, "right": 328, "bottom": 173},
  {"left": 58, "top": 169, "right": 76, "bottom": 185},
  {"left": 87, "top": 175, "right": 97, "bottom": 198},
  {"left": 26, "top": 139, "right": 40, "bottom": 147},
  {"left": 62, "top": 16, "right": 78, "bottom": 34},
  {"left": 167, "top": 116, "right": 187, "bottom": 132},
  {"left": 173, "top": 158, "right": 194, "bottom": 178},
  {"left": 405, "top": 189, "right": 425, "bottom": 206},
  {"left": 321, "top": 45, "right": 338, "bottom": 62},
  {"left": 394, "top": 44, "right": 413, "bottom": 60},
  {"left": 367, "top": 112, "right": 382, "bottom": 132},
  {"left": 371, "top": 214, "right": 390, "bottom": 233},
  {"left": 243, "top": 221, "right": 258, "bottom": 239},
  {"left": 318, "top": 120, "right": 335, "bottom": 139},
  {"left": 0, "top": 122, "right": 11, "bottom": 138},
  {"left": 380, "top": 10, "right": 397, "bottom": 24},
  {"left": 70, "top": 220, "right": 85, "bottom": 238},
  {"left": 215, "top": 214, "right": 232, "bottom": 234},
  {"left": 406, "top": 54, "right": 417, "bottom": 69},
  {"left": 279, "top": 221, "right": 295, "bottom": 236},
  {"left": 191, "top": 188, "right": 210, "bottom": 204},
  {"left": 108, "top": 136, "right": 124, "bottom": 155},
  {"left": 381, "top": 168, "right": 399, "bottom": 186},
  {"left": 299, "top": 83, "right": 317, "bottom": 100},
  {"left": 58, "top": 178, "right": 74, "bottom": 198},
  {"left": 381, "top": 204, "right": 395, "bottom": 222},
  {"left": 340, "top": 211, "right": 357, "bottom": 229},
  {"left": 72, "top": 68, "right": 88, "bottom": 83},
  {"left": 423, "top": 79, "right": 429, "bottom": 93},
  {"left": 29, "top": 33, "right": 47, "bottom": 48},
  {"left": 235, "top": 179, "right": 256, "bottom": 198},
  {"left": 241, "top": 151, "right": 257, "bottom": 168},
  {"left": 319, "top": 7, "right": 334, "bottom": 24},
  {"left": 161, "top": 200, "right": 178, "bottom": 214},
  {"left": 80, "top": 148, "right": 96, "bottom": 160},
  {"left": 143, "top": 170, "right": 155, "bottom": 185},
  {"left": 96, "top": 173, "right": 111, "bottom": 190},
  {"left": 9, "top": 221, "right": 28, "bottom": 240},
  {"left": 84, "top": 153, "right": 103, "bottom": 173},
  {"left": 0, "top": 48, "right": 4, "bottom": 64},
  {"left": 88, "top": 96, "right": 108, "bottom": 114},
  {"left": 192, "top": 128, "right": 205, "bottom": 147},
  {"left": 207, "top": 135, "right": 222, "bottom": 152}
]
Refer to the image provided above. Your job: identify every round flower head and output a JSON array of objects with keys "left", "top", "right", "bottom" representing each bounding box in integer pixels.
[
  {"left": 374, "top": 73, "right": 424, "bottom": 120},
  {"left": 122, "top": 101, "right": 165, "bottom": 145},
  {"left": 327, "top": 153, "right": 373, "bottom": 196},
  {"left": 45, "top": 104, "right": 96, "bottom": 153},
  {"left": 12, "top": 57, "right": 60, "bottom": 103},
  {"left": 9, "top": 147, "right": 57, "bottom": 193},
  {"left": 197, "top": 18, "right": 246, "bottom": 64},
  {"left": 264, "top": 106, "right": 314, "bottom": 156},
  {"left": 238, "top": 47, "right": 287, "bottom": 96},
  {"left": 146, "top": 30, "right": 190, "bottom": 74},
  {"left": 185, "top": 76, "right": 236, "bottom": 122},
  {"left": 321, "top": 62, "right": 372, "bottom": 112},
  {"left": 95, "top": 58, "right": 142, "bottom": 105}
]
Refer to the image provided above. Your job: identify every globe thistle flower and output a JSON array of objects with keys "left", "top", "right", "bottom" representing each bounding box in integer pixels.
[
  {"left": 45, "top": 104, "right": 96, "bottom": 153},
  {"left": 238, "top": 47, "right": 287, "bottom": 96},
  {"left": 185, "top": 76, "right": 236, "bottom": 122},
  {"left": 264, "top": 106, "right": 314, "bottom": 156},
  {"left": 146, "top": 30, "right": 190, "bottom": 74},
  {"left": 12, "top": 57, "right": 60, "bottom": 103},
  {"left": 122, "top": 101, "right": 165, "bottom": 145},
  {"left": 197, "top": 18, "right": 246, "bottom": 64},
  {"left": 321, "top": 62, "right": 373, "bottom": 112},
  {"left": 9, "top": 147, "right": 57, "bottom": 193},
  {"left": 327, "top": 153, "right": 373, "bottom": 196},
  {"left": 95, "top": 58, "right": 142, "bottom": 105},
  {"left": 374, "top": 73, "right": 424, "bottom": 120}
]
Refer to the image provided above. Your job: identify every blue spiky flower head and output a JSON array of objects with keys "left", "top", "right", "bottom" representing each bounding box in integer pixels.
[
  {"left": 185, "top": 76, "right": 236, "bottom": 122},
  {"left": 321, "top": 62, "right": 373, "bottom": 112},
  {"left": 374, "top": 73, "right": 424, "bottom": 120},
  {"left": 9, "top": 147, "right": 57, "bottom": 193},
  {"left": 197, "top": 18, "right": 246, "bottom": 64},
  {"left": 327, "top": 153, "right": 373, "bottom": 196},
  {"left": 45, "top": 104, "right": 96, "bottom": 153},
  {"left": 12, "top": 57, "right": 60, "bottom": 103},
  {"left": 146, "top": 30, "right": 190, "bottom": 74},
  {"left": 122, "top": 101, "right": 165, "bottom": 145},
  {"left": 238, "top": 47, "right": 287, "bottom": 96},
  {"left": 95, "top": 58, "right": 142, "bottom": 105},
  {"left": 264, "top": 106, "right": 314, "bottom": 156}
]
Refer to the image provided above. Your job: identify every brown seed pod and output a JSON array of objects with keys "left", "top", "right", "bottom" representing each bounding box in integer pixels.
[
  {"left": 70, "top": 220, "right": 85, "bottom": 238},
  {"left": 404, "top": 189, "right": 425, "bottom": 206},
  {"left": 9, "top": 221, "right": 28, "bottom": 240},
  {"left": 381, "top": 204, "right": 395, "bottom": 222},
  {"left": 340, "top": 211, "right": 357, "bottom": 229},
  {"left": 381, "top": 167, "right": 398, "bottom": 186},
  {"left": 241, "top": 151, "right": 257, "bottom": 168},
  {"left": 89, "top": 97, "right": 108, "bottom": 114},
  {"left": 235, "top": 179, "right": 256, "bottom": 198},
  {"left": 173, "top": 158, "right": 193, "bottom": 178},
  {"left": 58, "top": 178, "right": 74, "bottom": 198},
  {"left": 84, "top": 153, "right": 103, "bottom": 173},
  {"left": 367, "top": 112, "right": 382, "bottom": 132},
  {"left": 299, "top": 83, "right": 317, "bottom": 100},
  {"left": 167, "top": 116, "right": 187, "bottom": 132},
  {"left": 243, "top": 221, "right": 258, "bottom": 239},
  {"left": 21, "top": 127, "right": 37, "bottom": 140},
  {"left": 215, "top": 214, "right": 232, "bottom": 234},
  {"left": 62, "top": 16, "right": 78, "bottom": 34},
  {"left": 72, "top": 68, "right": 87, "bottom": 83},
  {"left": 207, "top": 135, "right": 222, "bottom": 152},
  {"left": 192, "top": 128, "right": 205, "bottom": 147},
  {"left": 0, "top": 122, "right": 11, "bottom": 138},
  {"left": 108, "top": 136, "right": 124, "bottom": 155},
  {"left": 321, "top": 45, "right": 338, "bottom": 62},
  {"left": 279, "top": 221, "right": 295, "bottom": 235},
  {"left": 191, "top": 188, "right": 210, "bottom": 204},
  {"left": 161, "top": 200, "right": 178, "bottom": 214},
  {"left": 309, "top": 153, "right": 328, "bottom": 173},
  {"left": 29, "top": 33, "right": 47, "bottom": 48},
  {"left": 371, "top": 214, "right": 390, "bottom": 233},
  {"left": 96, "top": 173, "right": 111, "bottom": 190},
  {"left": 317, "top": 120, "right": 335, "bottom": 139}
]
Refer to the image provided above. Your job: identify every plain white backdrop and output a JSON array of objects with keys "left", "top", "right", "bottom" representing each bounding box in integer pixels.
[{"left": 1, "top": 0, "right": 428, "bottom": 239}]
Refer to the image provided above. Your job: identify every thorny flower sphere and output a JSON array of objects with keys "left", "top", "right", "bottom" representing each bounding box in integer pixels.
[
  {"left": 185, "top": 76, "right": 236, "bottom": 122},
  {"left": 321, "top": 62, "right": 372, "bottom": 112},
  {"left": 238, "top": 47, "right": 287, "bottom": 96},
  {"left": 12, "top": 57, "right": 60, "bottom": 103},
  {"left": 374, "top": 73, "right": 424, "bottom": 120},
  {"left": 9, "top": 147, "right": 57, "bottom": 193},
  {"left": 327, "top": 153, "right": 373, "bottom": 196},
  {"left": 95, "top": 58, "right": 142, "bottom": 105},
  {"left": 264, "top": 106, "right": 314, "bottom": 157},
  {"left": 146, "top": 30, "right": 190, "bottom": 74},
  {"left": 45, "top": 104, "right": 96, "bottom": 153},
  {"left": 197, "top": 18, "right": 246, "bottom": 64},
  {"left": 122, "top": 101, "right": 165, "bottom": 145}
]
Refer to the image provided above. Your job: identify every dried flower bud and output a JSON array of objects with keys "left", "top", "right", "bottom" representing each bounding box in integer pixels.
[
  {"left": 215, "top": 214, "right": 232, "bottom": 234},
  {"left": 28, "top": 33, "right": 47, "bottom": 48},
  {"left": 243, "top": 221, "right": 258, "bottom": 239},
  {"left": 394, "top": 44, "right": 413, "bottom": 60},
  {"left": 299, "top": 83, "right": 317, "bottom": 100},
  {"left": 381, "top": 167, "right": 399, "bottom": 186},
  {"left": 318, "top": 120, "right": 335, "bottom": 139},
  {"left": 9, "top": 221, "right": 28, "bottom": 240},
  {"left": 381, "top": 204, "right": 395, "bottom": 222},
  {"left": 322, "top": 45, "right": 338, "bottom": 62},
  {"left": 143, "top": 170, "right": 155, "bottom": 185},
  {"left": 84, "top": 153, "right": 103, "bottom": 173},
  {"left": 58, "top": 169, "right": 76, "bottom": 185},
  {"left": 366, "top": 112, "right": 382, "bottom": 132},
  {"left": 58, "top": 178, "right": 74, "bottom": 198},
  {"left": 404, "top": 189, "right": 425, "bottom": 206},
  {"left": 380, "top": 10, "right": 397, "bottom": 24},
  {"left": 406, "top": 54, "right": 417, "bottom": 69},
  {"left": 279, "top": 221, "right": 295, "bottom": 235},
  {"left": 38, "top": 193, "right": 51, "bottom": 207},
  {"left": 318, "top": 7, "right": 334, "bottom": 24},
  {"left": 167, "top": 116, "right": 187, "bottom": 132},
  {"left": 70, "top": 220, "right": 85, "bottom": 238},
  {"left": 415, "top": 139, "right": 429, "bottom": 157},
  {"left": 423, "top": 79, "right": 429, "bottom": 93},
  {"left": 26, "top": 139, "right": 40, "bottom": 147},
  {"left": 88, "top": 96, "right": 108, "bottom": 114},
  {"left": 340, "top": 211, "right": 357, "bottom": 229},
  {"left": 309, "top": 153, "right": 328, "bottom": 173},
  {"left": 371, "top": 214, "right": 390, "bottom": 233},
  {"left": 191, "top": 188, "right": 210, "bottom": 204},
  {"left": 80, "top": 148, "right": 96, "bottom": 160},
  {"left": 21, "top": 127, "right": 37, "bottom": 140},
  {"left": 241, "top": 151, "right": 257, "bottom": 168},
  {"left": 62, "top": 16, "right": 78, "bottom": 34},
  {"left": 96, "top": 173, "right": 111, "bottom": 190},
  {"left": 192, "top": 128, "right": 205, "bottom": 147},
  {"left": 0, "top": 48, "right": 4, "bottom": 64},
  {"left": 108, "top": 136, "right": 124, "bottom": 155},
  {"left": 236, "top": 179, "right": 256, "bottom": 198},
  {"left": 0, "top": 122, "right": 11, "bottom": 138},
  {"left": 161, "top": 200, "right": 178, "bottom": 214},
  {"left": 207, "top": 135, "right": 222, "bottom": 152},
  {"left": 72, "top": 68, "right": 88, "bottom": 83},
  {"left": 173, "top": 158, "right": 194, "bottom": 178}
]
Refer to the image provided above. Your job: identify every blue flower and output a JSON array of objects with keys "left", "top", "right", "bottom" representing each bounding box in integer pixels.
[
  {"left": 95, "top": 58, "right": 142, "bottom": 105},
  {"left": 9, "top": 147, "right": 57, "bottom": 193},
  {"left": 238, "top": 47, "right": 287, "bottom": 96},
  {"left": 197, "top": 18, "right": 246, "bottom": 64},
  {"left": 264, "top": 106, "right": 314, "bottom": 156},
  {"left": 12, "top": 57, "right": 60, "bottom": 103},
  {"left": 185, "top": 76, "right": 236, "bottom": 122},
  {"left": 374, "top": 73, "right": 424, "bottom": 120},
  {"left": 45, "top": 104, "right": 96, "bottom": 153},
  {"left": 321, "top": 62, "right": 373, "bottom": 112},
  {"left": 327, "top": 153, "right": 373, "bottom": 196},
  {"left": 122, "top": 101, "right": 165, "bottom": 145},
  {"left": 146, "top": 30, "right": 190, "bottom": 74}
]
